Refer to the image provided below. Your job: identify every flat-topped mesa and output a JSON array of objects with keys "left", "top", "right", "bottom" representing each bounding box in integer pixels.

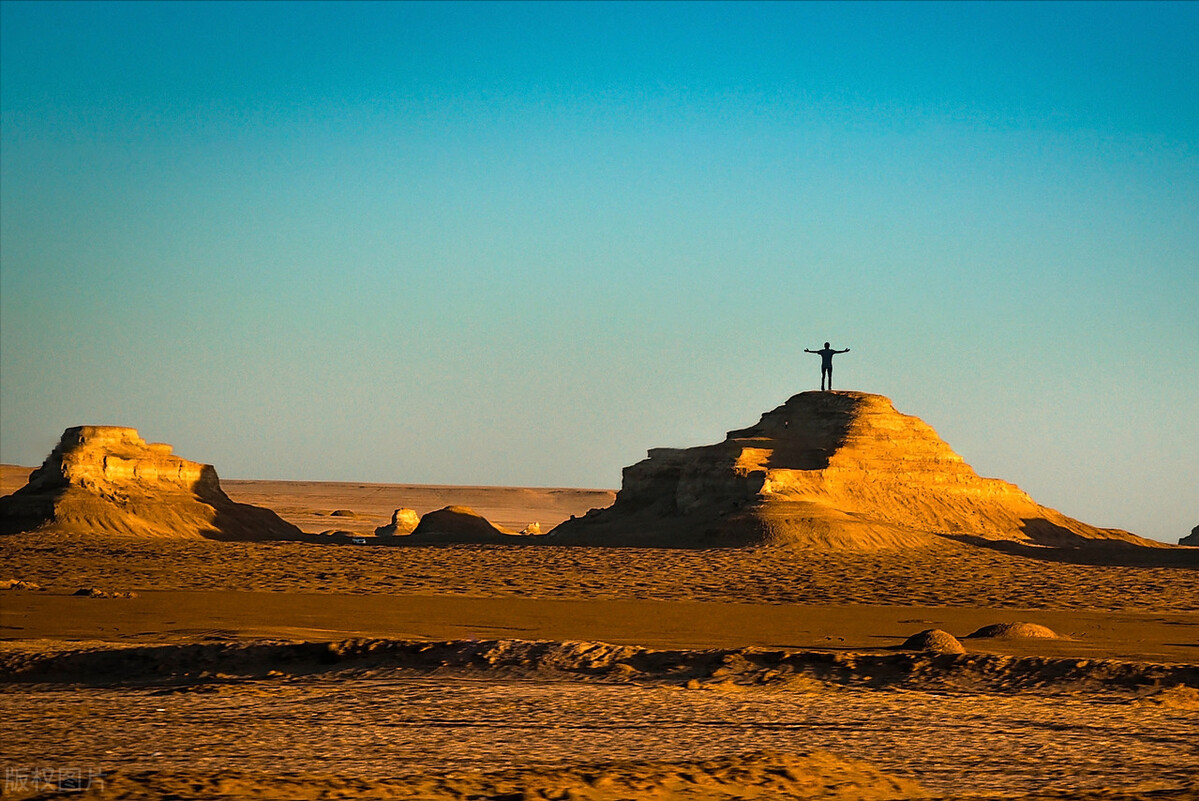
[
  {"left": 550, "top": 391, "right": 1161, "bottom": 549},
  {"left": 0, "top": 426, "right": 302, "bottom": 540}
]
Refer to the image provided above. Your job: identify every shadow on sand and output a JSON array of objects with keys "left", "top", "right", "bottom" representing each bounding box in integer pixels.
[{"left": 938, "top": 518, "right": 1199, "bottom": 569}]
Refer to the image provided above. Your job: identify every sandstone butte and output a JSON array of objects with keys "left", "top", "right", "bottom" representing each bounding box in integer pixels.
[
  {"left": 549, "top": 390, "right": 1164, "bottom": 550},
  {"left": 0, "top": 426, "right": 302, "bottom": 540}
]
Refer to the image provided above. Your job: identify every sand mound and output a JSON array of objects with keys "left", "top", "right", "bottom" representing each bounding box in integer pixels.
[
  {"left": 0, "top": 427, "right": 302, "bottom": 541},
  {"left": 899, "top": 629, "right": 966, "bottom": 654},
  {"left": 66, "top": 750, "right": 926, "bottom": 801},
  {"left": 965, "top": 622, "right": 1060, "bottom": 640},
  {"left": 550, "top": 391, "right": 1161, "bottom": 550},
  {"left": 375, "top": 508, "right": 420, "bottom": 537},
  {"left": 408, "top": 505, "right": 516, "bottom": 543}
]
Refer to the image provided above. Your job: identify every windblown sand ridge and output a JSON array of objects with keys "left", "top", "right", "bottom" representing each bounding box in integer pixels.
[
  {"left": 31, "top": 751, "right": 925, "bottom": 801},
  {"left": 3, "top": 636, "right": 1197, "bottom": 800},
  {"left": 552, "top": 391, "right": 1162, "bottom": 549},
  {"left": 5, "top": 637, "right": 1195, "bottom": 692}
]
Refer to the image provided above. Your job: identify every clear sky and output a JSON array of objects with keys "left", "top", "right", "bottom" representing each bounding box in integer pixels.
[{"left": 2, "top": 1, "right": 1196, "bottom": 543}]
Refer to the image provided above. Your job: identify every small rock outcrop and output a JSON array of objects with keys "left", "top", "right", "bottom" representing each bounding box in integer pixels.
[
  {"left": 900, "top": 629, "right": 966, "bottom": 654},
  {"left": 375, "top": 508, "right": 420, "bottom": 537},
  {"left": 0, "top": 579, "right": 42, "bottom": 591},
  {"left": 0, "top": 426, "right": 302, "bottom": 540},
  {"left": 550, "top": 391, "right": 1164, "bottom": 549},
  {"left": 1181, "top": 525, "right": 1199, "bottom": 546}
]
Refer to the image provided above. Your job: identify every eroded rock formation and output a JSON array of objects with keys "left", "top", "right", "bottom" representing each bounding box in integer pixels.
[
  {"left": 1181, "top": 525, "right": 1199, "bottom": 546},
  {"left": 375, "top": 508, "right": 420, "bottom": 537},
  {"left": 0, "top": 426, "right": 302, "bottom": 540},
  {"left": 550, "top": 391, "right": 1161, "bottom": 550}
]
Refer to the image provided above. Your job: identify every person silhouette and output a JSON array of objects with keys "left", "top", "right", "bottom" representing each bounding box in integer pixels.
[{"left": 804, "top": 342, "right": 850, "bottom": 391}]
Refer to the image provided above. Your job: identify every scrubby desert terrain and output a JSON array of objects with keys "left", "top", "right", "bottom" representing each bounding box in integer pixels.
[{"left": 3, "top": 460, "right": 1198, "bottom": 800}]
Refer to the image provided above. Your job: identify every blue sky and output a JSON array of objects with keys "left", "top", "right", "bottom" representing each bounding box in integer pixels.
[{"left": 2, "top": 1, "right": 1196, "bottom": 542}]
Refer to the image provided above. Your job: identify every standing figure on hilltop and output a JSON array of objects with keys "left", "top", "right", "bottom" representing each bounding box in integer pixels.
[{"left": 805, "top": 342, "right": 850, "bottom": 391}]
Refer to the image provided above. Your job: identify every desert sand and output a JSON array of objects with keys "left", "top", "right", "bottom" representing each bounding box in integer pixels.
[
  {"left": 3, "top": 473, "right": 1198, "bottom": 799},
  {"left": 2, "top": 393, "right": 1198, "bottom": 800}
]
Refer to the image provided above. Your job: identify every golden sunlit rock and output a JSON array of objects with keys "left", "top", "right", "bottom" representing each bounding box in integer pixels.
[
  {"left": 551, "top": 391, "right": 1163, "bottom": 549},
  {"left": 0, "top": 426, "right": 302, "bottom": 540}
]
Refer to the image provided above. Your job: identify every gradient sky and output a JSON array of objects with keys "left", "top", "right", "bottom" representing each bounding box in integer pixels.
[{"left": 2, "top": 1, "right": 1196, "bottom": 543}]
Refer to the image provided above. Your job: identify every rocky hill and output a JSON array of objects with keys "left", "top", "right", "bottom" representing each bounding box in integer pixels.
[
  {"left": 0, "top": 426, "right": 302, "bottom": 540},
  {"left": 550, "top": 391, "right": 1163, "bottom": 549}
]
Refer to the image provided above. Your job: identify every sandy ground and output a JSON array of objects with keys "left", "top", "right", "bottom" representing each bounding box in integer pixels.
[
  {"left": 2, "top": 467, "right": 1198, "bottom": 799},
  {"left": 220, "top": 477, "right": 617, "bottom": 535}
]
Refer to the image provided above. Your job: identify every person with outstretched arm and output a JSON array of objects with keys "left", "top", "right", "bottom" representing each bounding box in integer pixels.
[{"left": 805, "top": 342, "right": 850, "bottom": 391}]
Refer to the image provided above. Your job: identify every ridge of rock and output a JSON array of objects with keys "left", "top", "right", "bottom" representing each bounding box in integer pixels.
[
  {"left": 1181, "top": 525, "right": 1199, "bottom": 546},
  {"left": 0, "top": 426, "right": 302, "bottom": 540},
  {"left": 549, "top": 391, "right": 1161, "bottom": 550}
]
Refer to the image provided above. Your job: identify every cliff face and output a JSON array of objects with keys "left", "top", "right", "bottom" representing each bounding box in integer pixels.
[
  {"left": 550, "top": 391, "right": 1160, "bottom": 549},
  {"left": 0, "top": 426, "right": 302, "bottom": 540}
]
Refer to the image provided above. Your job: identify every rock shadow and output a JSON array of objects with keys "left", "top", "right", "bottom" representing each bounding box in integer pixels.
[{"left": 939, "top": 519, "right": 1198, "bottom": 568}]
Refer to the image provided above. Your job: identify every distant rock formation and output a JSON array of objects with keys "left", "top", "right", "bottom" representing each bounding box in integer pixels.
[
  {"left": 375, "top": 508, "right": 420, "bottom": 537},
  {"left": 1181, "top": 525, "right": 1199, "bottom": 546},
  {"left": 0, "top": 426, "right": 302, "bottom": 540},
  {"left": 406, "top": 505, "right": 517, "bottom": 543},
  {"left": 398, "top": 506, "right": 547, "bottom": 543},
  {"left": 550, "top": 391, "right": 1163, "bottom": 550}
]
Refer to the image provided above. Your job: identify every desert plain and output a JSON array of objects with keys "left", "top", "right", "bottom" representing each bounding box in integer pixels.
[{"left": 2, "top": 394, "right": 1198, "bottom": 801}]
